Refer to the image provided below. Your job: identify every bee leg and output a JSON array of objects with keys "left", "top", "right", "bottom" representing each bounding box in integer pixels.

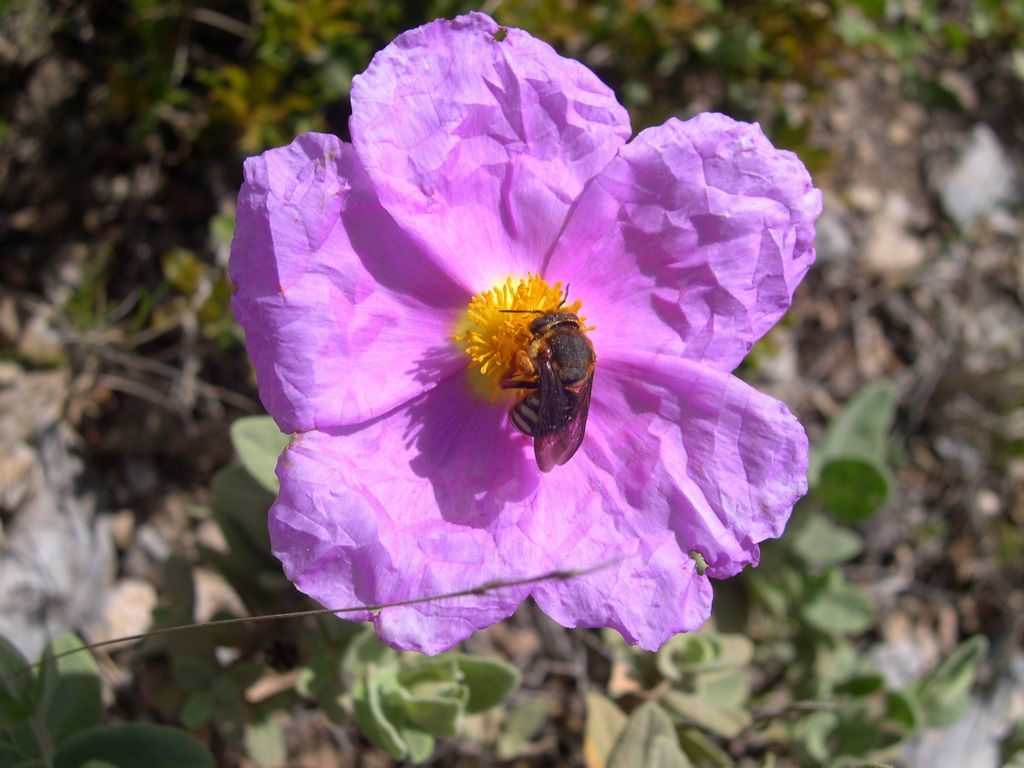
[
  {"left": 512, "top": 349, "right": 535, "bottom": 376},
  {"left": 501, "top": 351, "right": 538, "bottom": 390}
]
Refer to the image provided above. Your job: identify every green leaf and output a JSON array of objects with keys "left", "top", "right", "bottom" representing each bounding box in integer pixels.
[
  {"left": 830, "top": 699, "right": 890, "bottom": 756},
  {"left": 818, "top": 459, "right": 891, "bottom": 522},
  {"left": 836, "top": 673, "right": 886, "bottom": 696},
  {"left": 244, "top": 718, "right": 287, "bottom": 768},
  {"left": 677, "top": 726, "right": 735, "bottom": 767},
  {"left": 912, "top": 635, "right": 987, "bottom": 727},
  {"left": 33, "top": 646, "right": 57, "bottom": 730},
  {"left": 885, "top": 690, "right": 920, "bottom": 731},
  {"left": 178, "top": 691, "right": 214, "bottom": 728},
  {"left": 230, "top": 416, "right": 291, "bottom": 493},
  {"left": 341, "top": 625, "right": 393, "bottom": 676},
  {"left": 801, "top": 577, "right": 875, "bottom": 635},
  {"left": 353, "top": 667, "right": 407, "bottom": 759},
  {"left": 496, "top": 700, "right": 548, "bottom": 760},
  {"left": 790, "top": 513, "right": 864, "bottom": 567},
  {"left": 156, "top": 555, "right": 195, "bottom": 628},
  {"left": 809, "top": 381, "right": 896, "bottom": 484},
  {"left": 453, "top": 654, "right": 520, "bottom": 714},
  {"left": 583, "top": 693, "right": 627, "bottom": 768},
  {"left": 745, "top": 556, "right": 803, "bottom": 620},
  {"left": 37, "top": 634, "right": 102, "bottom": 743},
  {"left": 648, "top": 734, "right": 694, "bottom": 768},
  {"left": 210, "top": 464, "right": 275, "bottom": 553},
  {"left": 656, "top": 634, "right": 721, "bottom": 680},
  {"left": 715, "top": 634, "right": 755, "bottom": 666},
  {"left": 814, "top": 640, "right": 859, "bottom": 684},
  {"left": 0, "top": 636, "right": 35, "bottom": 725},
  {"left": 170, "top": 655, "right": 215, "bottom": 691},
  {"left": 53, "top": 724, "right": 214, "bottom": 768},
  {"left": 662, "top": 690, "right": 751, "bottom": 739},
  {"left": 694, "top": 667, "right": 750, "bottom": 710},
  {"left": 396, "top": 655, "right": 459, "bottom": 690},
  {"left": 794, "top": 710, "right": 838, "bottom": 763},
  {"left": 396, "top": 691, "right": 463, "bottom": 737},
  {"left": 1000, "top": 717, "right": 1024, "bottom": 765},
  {"left": 607, "top": 703, "right": 691, "bottom": 768},
  {"left": 399, "top": 728, "right": 434, "bottom": 765}
]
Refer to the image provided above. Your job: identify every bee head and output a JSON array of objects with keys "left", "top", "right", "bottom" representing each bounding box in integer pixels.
[{"left": 528, "top": 312, "right": 580, "bottom": 335}]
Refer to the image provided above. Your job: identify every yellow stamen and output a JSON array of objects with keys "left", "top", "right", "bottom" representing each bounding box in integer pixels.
[{"left": 453, "top": 274, "right": 588, "bottom": 399}]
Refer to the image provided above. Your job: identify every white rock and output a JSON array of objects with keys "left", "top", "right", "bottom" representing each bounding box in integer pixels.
[
  {"left": 862, "top": 193, "right": 926, "bottom": 275},
  {"left": 847, "top": 183, "right": 883, "bottom": 213},
  {"left": 939, "top": 125, "right": 1020, "bottom": 230},
  {"left": 815, "top": 207, "right": 854, "bottom": 262},
  {"left": 93, "top": 579, "right": 157, "bottom": 642}
]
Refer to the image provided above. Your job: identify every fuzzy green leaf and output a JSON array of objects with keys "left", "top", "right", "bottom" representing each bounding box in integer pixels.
[
  {"left": 912, "top": 635, "right": 987, "bottom": 727},
  {"left": 179, "top": 691, "right": 214, "bottom": 729},
  {"left": 818, "top": 459, "right": 891, "bottom": 522},
  {"left": 663, "top": 690, "right": 751, "bottom": 739},
  {"left": 244, "top": 718, "right": 287, "bottom": 768},
  {"left": 497, "top": 700, "right": 548, "bottom": 760},
  {"left": 583, "top": 693, "right": 627, "bottom": 768},
  {"left": 791, "top": 513, "right": 865, "bottom": 567},
  {"left": 453, "top": 654, "right": 521, "bottom": 714},
  {"left": 230, "top": 416, "right": 291, "bottom": 493},
  {"left": 396, "top": 690, "right": 463, "bottom": 737},
  {"left": 210, "top": 464, "right": 275, "bottom": 552},
  {"left": 0, "top": 637, "right": 35, "bottom": 726},
  {"left": 53, "top": 724, "right": 214, "bottom": 768},
  {"left": 353, "top": 667, "right": 407, "bottom": 759},
  {"left": 608, "top": 703, "right": 690, "bottom": 768},
  {"left": 801, "top": 578, "right": 875, "bottom": 635},
  {"left": 809, "top": 381, "right": 896, "bottom": 484},
  {"left": 37, "top": 635, "right": 102, "bottom": 743}
]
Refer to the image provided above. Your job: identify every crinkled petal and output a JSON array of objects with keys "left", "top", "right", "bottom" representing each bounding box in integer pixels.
[
  {"left": 514, "top": 473, "right": 715, "bottom": 649},
  {"left": 270, "top": 348, "right": 805, "bottom": 652},
  {"left": 513, "top": 352, "right": 806, "bottom": 648},
  {"left": 546, "top": 113, "right": 822, "bottom": 371},
  {"left": 230, "top": 133, "right": 469, "bottom": 433},
  {"left": 350, "top": 12, "right": 631, "bottom": 290},
  {"left": 596, "top": 351, "right": 807, "bottom": 578},
  {"left": 269, "top": 373, "right": 542, "bottom": 654}
]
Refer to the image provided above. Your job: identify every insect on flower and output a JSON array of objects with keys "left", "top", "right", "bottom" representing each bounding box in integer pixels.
[
  {"left": 229, "top": 11, "right": 823, "bottom": 655},
  {"left": 499, "top": 298, "right": 595, "bottom": 472}
]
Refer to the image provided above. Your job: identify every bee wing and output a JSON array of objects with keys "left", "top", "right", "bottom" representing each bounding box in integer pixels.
[{"left": 534, "top": 368, "right": 593, "bottom": 473}]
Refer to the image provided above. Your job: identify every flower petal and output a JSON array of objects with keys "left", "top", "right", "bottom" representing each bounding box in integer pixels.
[
  {"left": 519, "top": 480, "right": 715, "bottom": 650},
  {"left": 230, "top": 132, "right": 469, "bottom": 433},
  {"left": 546, "top": 113, "right": 821, "bottom": 371},
  {"left": 268, "top": 374, "right": 542, "bottom": 654},
  {"left": 350, "top": 12, "right": 631, "bottom": 290},
  {"left": 269, "top": 348, "right": 804, "bottom": 653},
  {"left": 510, "top": 352, "right": 805, "bottom": 649},
  {"left": 595, "top": 351, "right": 807, "bottom": 577}
]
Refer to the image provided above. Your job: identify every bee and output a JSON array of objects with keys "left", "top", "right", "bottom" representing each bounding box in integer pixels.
[{"left": 500, "top": 303, "right": 595, "bottom": 472}]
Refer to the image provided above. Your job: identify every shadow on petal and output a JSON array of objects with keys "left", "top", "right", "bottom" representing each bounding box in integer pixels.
[
  {"left": 402, "top": 353, "right": 540, "bottom": 529},
  {"left": 340, "top": 155, "right": 470, "bottom": 307}
]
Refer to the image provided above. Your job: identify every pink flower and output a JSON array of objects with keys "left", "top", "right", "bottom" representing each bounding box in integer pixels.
[{"left": 230, "top": 13, "right": 821, "bottom": 654}]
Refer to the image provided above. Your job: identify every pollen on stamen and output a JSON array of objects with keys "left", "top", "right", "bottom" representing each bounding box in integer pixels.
[{"left": 453, "top": 274, "right": 587, "bottom": 398}]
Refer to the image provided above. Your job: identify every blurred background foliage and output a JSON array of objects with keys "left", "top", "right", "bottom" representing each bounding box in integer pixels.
[
  {"left": 2, "top": 0, "right": 1023, "bottom": 766},
  {"left": 4, "top": 0, "right": 1022, "bottom": 346}
]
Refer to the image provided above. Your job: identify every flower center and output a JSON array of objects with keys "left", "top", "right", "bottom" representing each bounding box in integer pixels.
[{"left": 454, "top": 274, "right": 587, "bottom": 398}]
